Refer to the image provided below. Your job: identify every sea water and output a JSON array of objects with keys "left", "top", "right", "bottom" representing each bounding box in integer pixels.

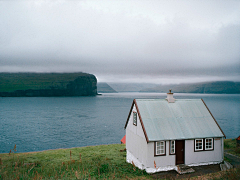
[{"left": 0, "top": 93, "right": 239, "bottom": 153}]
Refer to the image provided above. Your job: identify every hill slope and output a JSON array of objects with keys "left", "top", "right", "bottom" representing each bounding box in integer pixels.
[
  {"left": 108, "top": 83, "right": 157, "bottom": 92},
  {"left": 97, "top": 82, "right": 117, "bottom": 93},
  {"left": 0, "top": 72, "right": 97, "bottom": 96},
  {"left": 140, "top": 81, "right": 240, "bottom": 94}
]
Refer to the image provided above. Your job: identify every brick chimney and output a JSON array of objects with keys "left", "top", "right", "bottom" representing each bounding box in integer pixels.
[{"left": 166, "top": 89, "right": 175, "bottom": 103}]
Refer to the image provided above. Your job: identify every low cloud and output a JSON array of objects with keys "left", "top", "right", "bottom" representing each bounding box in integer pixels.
[{"left": 0, "top": 0, "right": 239, "bottom": 83}]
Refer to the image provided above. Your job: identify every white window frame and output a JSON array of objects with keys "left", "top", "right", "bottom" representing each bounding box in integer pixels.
[
  {"left": 155, "top": 141, "right": 165, "bottom": 155},
  {"left": 170, "top": 140, "right": 175, "bottom": 154},
  {"left": 133, "top": 112, "right": 137, "bottom": 126},
  {"left": 205, "top": 138, "right": 213, "bottom": 150},
  {"left": 195, "top": 139, "right": 203, "bottom": 151}
]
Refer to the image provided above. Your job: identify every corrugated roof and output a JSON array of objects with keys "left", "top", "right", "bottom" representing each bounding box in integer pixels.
[{"left": 134, "top": 99, "right": 224, "bottom": 141}]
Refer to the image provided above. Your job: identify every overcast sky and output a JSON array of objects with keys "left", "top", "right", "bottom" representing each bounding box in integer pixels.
[{"left": 0, "top": 0, "right": 239, "bottom": 84}]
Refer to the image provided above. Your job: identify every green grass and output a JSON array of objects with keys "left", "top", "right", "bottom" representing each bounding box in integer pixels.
[
  {"left": 224, "top": 139, "right": 237, "bottom": 149},
  {"left": 213, "top": 166, "right": 240, "bottom": 180},
  {"left": 0, "top": 144, "right": 150, "bottom": 180},
  {"left": 224, "top": 156, "right": 232, "bottom": 163},
  {"left": 224, "top": 139, "right": 240, "bottom": 157},
  {"left": 1, "top": 140, "right": 240, "bottom": 179}
]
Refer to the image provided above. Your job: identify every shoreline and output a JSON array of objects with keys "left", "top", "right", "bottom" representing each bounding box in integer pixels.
[{"left": 0, "top": 143, "right": 122, "bottom": 155}]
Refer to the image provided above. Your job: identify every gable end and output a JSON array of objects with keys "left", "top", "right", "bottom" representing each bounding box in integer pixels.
[{"left": 124, "top": 99, "right": 149, "bottom": 143}]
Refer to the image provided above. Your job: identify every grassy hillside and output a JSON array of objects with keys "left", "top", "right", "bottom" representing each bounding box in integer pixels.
[
  {"left": 0, "top": 73, "right": 93, "bottom": 92},
  {"left": 0, "top": 142, "right": 240, "bottom": 179},
  {"left": 0, "top": 72, "right": 97, "bottom": 96},
  {"left": 0, "top": 144, "right": 149, "bottom": 179}
]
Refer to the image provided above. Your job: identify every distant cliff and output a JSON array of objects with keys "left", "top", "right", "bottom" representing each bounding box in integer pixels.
[
  {"left": 97, "top": 82, "right": 117, "bottom": 93},
  {"left": 0, "top": 73, "right": 97, "bottom": 97},
  {"left": 140, "top": 81, "right": 240, "bottom": 94},
  {"left": 107, "top": 83, "right": 157, "bottom": 92}
]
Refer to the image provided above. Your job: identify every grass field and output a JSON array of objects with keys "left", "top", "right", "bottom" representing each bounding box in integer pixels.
[
  {"left": 1, "top": 140, "right": 240, "bottom": 179},
  {"left": 0, "top": 144, "right": 150, "bottom": 180}
]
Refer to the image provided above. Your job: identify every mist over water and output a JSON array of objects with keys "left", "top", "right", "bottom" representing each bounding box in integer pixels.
[{"left": 0, "top": 93, "right": 239, "bottom": 153}]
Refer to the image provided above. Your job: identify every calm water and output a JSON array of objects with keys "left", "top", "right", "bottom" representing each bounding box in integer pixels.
[{"left": 0, "top": 93, "right": 239, "bottom": 153}]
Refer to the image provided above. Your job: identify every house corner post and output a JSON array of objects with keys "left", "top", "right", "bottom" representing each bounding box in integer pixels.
[{"left": 222, "top": 138, "right": 224, "bottom": 162}]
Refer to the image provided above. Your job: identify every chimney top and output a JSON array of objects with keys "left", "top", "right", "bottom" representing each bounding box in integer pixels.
[
  {"left": 168, "top": 89, "right": 173, "bottom": 94},
  {"left": 166, "top": 89, "right": 175, "bottom": 103}
]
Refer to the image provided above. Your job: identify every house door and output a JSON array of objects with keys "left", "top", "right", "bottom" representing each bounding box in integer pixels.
[{"left": 176, "top": 140, "right": 185, "bottom": 165}]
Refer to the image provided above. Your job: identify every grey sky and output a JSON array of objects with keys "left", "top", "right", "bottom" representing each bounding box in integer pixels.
[{"left": 0, "top": 0, "right": 239, "bottom": 84}]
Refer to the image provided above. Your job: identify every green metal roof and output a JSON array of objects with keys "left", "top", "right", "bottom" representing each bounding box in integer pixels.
[{"left": 134, "top": 99, "right": 225, "bottom": 141}]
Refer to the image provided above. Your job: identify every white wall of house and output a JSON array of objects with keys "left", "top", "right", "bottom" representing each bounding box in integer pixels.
[
  {"left": 126, "top": 105, "right": 148, "bottom": 167},
  {"left": 185, "top": 138, "right": 224, "bottom": 165},
  {"left": 145, "top": 141, "right": 176, "bottom": 168},
  {"left": 126, "top": 105, "right": 146, "bottom": 139}
]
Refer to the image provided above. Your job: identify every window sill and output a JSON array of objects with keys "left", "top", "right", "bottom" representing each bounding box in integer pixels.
[
  {"left": 205, "top": 148, "right": 214, "bottom": 151},
  {"left": 154, "top": 154, "right": 166, "bottom": 157},
  {"left": 194, "top": 149, "right": 204, "bottom": 152}
]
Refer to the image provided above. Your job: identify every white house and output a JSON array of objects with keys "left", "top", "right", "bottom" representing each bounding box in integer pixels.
[{"left": 124, "top": 91, "right": 226, "bottom": 173}]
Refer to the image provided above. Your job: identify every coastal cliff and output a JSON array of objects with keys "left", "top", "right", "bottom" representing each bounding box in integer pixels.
[{"left": 0, "top": 72, "right": 97, "bottom": 97}]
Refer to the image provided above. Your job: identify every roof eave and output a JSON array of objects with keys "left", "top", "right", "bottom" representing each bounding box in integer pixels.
[
  {"left": 124, "top": 100, "right": 135, "bottom": 129},
  {"left": 148, "top": 136, "right": 225, "bottom": 142}
]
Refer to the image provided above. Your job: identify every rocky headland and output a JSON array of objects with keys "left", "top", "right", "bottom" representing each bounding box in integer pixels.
[{"left": 0, "top": 72, "right": 97, "bottom": 97}]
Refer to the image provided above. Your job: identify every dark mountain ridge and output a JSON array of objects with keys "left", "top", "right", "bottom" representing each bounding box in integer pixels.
[{"left": 0, "top": 72, "right": 97, "bottom": 97}]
